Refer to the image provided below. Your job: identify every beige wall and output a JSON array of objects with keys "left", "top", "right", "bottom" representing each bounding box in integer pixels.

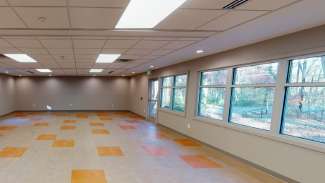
[
  {"left": 0, "top": 74, "right": 16, "bottom": 116},
  {"left": 128, "top": 25, "right": 325, "bottom": 183},
  {"left": 129, "top": 74, "right": 148, "bottom": 117},
  {"left": 15, "top": 76, "right": 130, "bottom": 111}
]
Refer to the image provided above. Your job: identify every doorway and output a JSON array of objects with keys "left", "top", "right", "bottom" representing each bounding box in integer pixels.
[{"left": 147, "top": 79, "right": 159, "bottom": 122}]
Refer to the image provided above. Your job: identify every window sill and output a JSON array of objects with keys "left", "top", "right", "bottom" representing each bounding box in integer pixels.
[
  {"left": 158, "top": 108, "right": 186, "bottom": 118},
  {"left": 193, "top": 116, "right": 325, "bottom": 154}
]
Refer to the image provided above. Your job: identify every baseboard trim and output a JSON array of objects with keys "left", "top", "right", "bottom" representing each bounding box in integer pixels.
[{"left": 157, "top": 123, "right": 299, "bottom": 183}]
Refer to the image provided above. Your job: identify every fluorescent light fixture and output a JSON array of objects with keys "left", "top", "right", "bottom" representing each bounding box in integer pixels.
[
  {"left": 116, "top": 0, "right": 187, "bottom": 29},
  {"left": 36, "top": 69, "right": 52, "bottom": 73},
  {"left": 196, "top": 49, "right": 204, "bottom": 54},
  {"left": 150, "top": 65, "right": 155, "bottom": 68},
  {"left": 4, "top": 54, "right": 37, "bottom": 63},
  {"left": 96, "top": 54, "right": 121, "bottom": 63},
  {"left": 89, "top": 69, "right": 103, "bottom": 73}
]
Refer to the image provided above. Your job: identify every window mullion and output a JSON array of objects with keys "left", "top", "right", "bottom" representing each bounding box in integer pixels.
[
  {"left": 271, "top": 61, "right": 289, "bottom": 134},
  {"left": 224, "top": 67, "right": 234, "bottom": 123}
]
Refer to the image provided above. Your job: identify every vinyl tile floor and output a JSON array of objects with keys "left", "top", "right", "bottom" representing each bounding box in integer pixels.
[{"left": 0, "top": 111, "right": 286, "bottom": 183}]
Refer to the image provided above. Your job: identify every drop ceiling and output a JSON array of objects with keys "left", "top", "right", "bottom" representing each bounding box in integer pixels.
[{"left": 0, "top": 0, "right": 323, "bottom": 76}]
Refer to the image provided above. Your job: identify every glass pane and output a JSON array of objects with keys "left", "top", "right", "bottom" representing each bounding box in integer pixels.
[
  {"left": 162, "top": 76, "right": 174, "bottom": 87},
  {"left": 199, "top": 87, "right": 225, "bottom": 120},
  {"left": 201, "top": 70, "right": 228, "bottom": 86},
  {"left": 149, "top": 101, "right": 158, "bottom": 118},
  {"left": 172, "top": 88, "right": 186, "bottom": 112},
  {"left": 161, "top": 88, "right": 172, "bottom": 109},
  {"left": 282, "top": 87, "right": 325, "bottom": 143},
  {"left": 150, "top": 80, "right": 159, "bottom": 100},
  {"left": 230, "top": 87, "right": 275, "bottom": 130},
  {"left": 289, "top": 56, "right": 325, "bottom": 83},
  {"left": 175, "top": 74, "right": 187, "bottom": 87},
  {"left": 235, "top": 63, "right": 278, "bottom": 84}
]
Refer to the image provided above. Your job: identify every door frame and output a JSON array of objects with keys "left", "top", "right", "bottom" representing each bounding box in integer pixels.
[{"left": 147, "top": 78, "right": 159, "bottom": 123}]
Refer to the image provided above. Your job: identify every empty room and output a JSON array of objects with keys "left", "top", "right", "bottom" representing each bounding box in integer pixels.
[{"left": 0, "top": 0, "right": 325, "bottom": 183}]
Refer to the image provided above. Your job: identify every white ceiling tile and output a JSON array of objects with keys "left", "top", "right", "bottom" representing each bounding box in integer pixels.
[
  {"left": 8, "top": 0, "right": 66, "bottom": 6},
  {"left": 52, "top": 54, "right": 74, "bottom": 61},
  {"left": 182, "top": 0, "right": 233, "bottom": 9},
  {"left": 75, "top": 54, "right": 97, "bottom": 60},
  {"left": 68, "top": 0, "right": 129, "bottom": 7},
  {"left": 48, "top": 49, "right": 73, "bottom": 55},
  {"left": 0, "top": 8, "right": 26, "bottom": 28},
  {"left": 199, "top": 10, "right": 268, "bottom": 31},
  {"left": 74, "top": 49, "right": 101, "bottom": 55},
  {"left": 20, "top": 48, "right": 49, "bottom": 55},
  {"left": 0, "top": 0, "right": 7, "bottom": 5},
  {"left": 238, "top": 0, "right": 298, "bottom": 11},
  {"left": 101, "top": 48, "right": 126, "bottom": 54},
  {"left": 0, "top": 39, "right": 13, "bottom": 48},
  {"left": 15, "top": 7, "right": 70, "bottom": 28},
  {"left": 69, "top": 8, "right": 123, "bottom": 28},
  {"left": 73, "top": 39, "right": 105, "bottom": 48},
  {"left": 150, "top": 49, "right": 174, "bottom": 56},
  {"left": 104, "top": 39, "right": 138, "bottom": 49},
  {"left": 6, "top": 38, "right": 43, "bottom": 48},
  {"left": 163, "top": 41, "right": 195, "bottom": 49},
  {"left": 133, "top": 40, "right": 169, "bottom": 49},
  {"left": 59, "top": 62, "right": 75, "bottom": 67},
  {"left": 157, "top": 9, "right": 225, "bottom": 30},
  {"left": 0, "top": 47, "right": 20, "bottom": 53},
  {"left": 126, "top": 49, "right": 153, "bottom": 56},
  {"left": 40, "top": 39, "right": 72, "bottom": 49}
]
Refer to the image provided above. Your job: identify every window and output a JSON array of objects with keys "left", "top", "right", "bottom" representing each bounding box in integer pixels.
[
  {"left": 281, "top": 56, "right": 325, "bottom": 143},
  {"left": 230, "top": 63, "right": 279, "bottom": 130},
  {"left": 160, "top": 74, "right": 187, "bottom": 112},
  {"left": 198, "top": 69, "right": 228, "bottom": 120}
]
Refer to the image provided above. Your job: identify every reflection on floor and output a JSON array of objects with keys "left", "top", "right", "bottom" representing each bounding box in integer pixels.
[{"left": 0, "top": 111, "right": 285, "bottom": 183}]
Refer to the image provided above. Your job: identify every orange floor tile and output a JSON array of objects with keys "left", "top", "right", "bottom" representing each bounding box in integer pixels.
[
  {"left": 33, "top": 122, "right": 49, "bottom": 127},
  {"left": 90, "top": 122, "right": 105, "bottom": 127},
  {"left": 174, "top": 139, "right": 201, "bottom": 147},
  {"left": 97, "top": 146, "right": 123, "bottom": 157},
  {"left": 52, "top": 139, "right": 75, "bottom": 148},
  {"left": 71, "top": 170, "right": 107, "bottom": 183},
  {"left": 64, "top": 120, "right": 77, "bottom": 124},
  {"left": 181, "top": 155, "right": 223, "bottom": 168},
  {"left": 92, "top": 129, "right": 110, "bottom": 135},
  {"left": 0, "top": 147, "right": 27, "bottom": 158},
  {"left": 61, "top": 125, "right": 77, "bottom": 130},
  {"left": 36, "top": 134, "right": 57, "bottom": 141}
]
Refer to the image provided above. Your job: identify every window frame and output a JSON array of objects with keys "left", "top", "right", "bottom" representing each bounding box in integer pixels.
[
  {"left": 228, "top": 62, "right": 280, "bottom": 131},
  {"left": 197, "top": 68, "right": 229, "bottom": 121},
  {"left": 159, "top": 73, "right": 188, "bottom": 114},
  {"left": 280, "top": 55, "right": 325, "bottom": 144}
]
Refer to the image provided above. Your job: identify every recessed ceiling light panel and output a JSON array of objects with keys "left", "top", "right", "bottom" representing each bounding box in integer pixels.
[
  {"left": 4, "top": 54, "right": 37, "bottom": 63},
  {"left": 90, "top": 69, "right": 103, "bottom": 73},
  {"left": 116, "top": 0, "right": 187, "bottom": 29},
  {"left": 36, "top": 69, "right": 52, "bottom": 73},
  {"left": 96, "top": 54, "right": 121, "bottom": 63}
]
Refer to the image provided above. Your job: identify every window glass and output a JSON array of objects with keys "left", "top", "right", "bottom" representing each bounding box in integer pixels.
[
  {"left": 282, "top": 87, "right": 325, "bottom": 143},
  {"left": 234, "top": 63, "right": 278, "bottom": 84},
  {"left": 162, "top": 76, "right": 174, "bottom": 87},
  {"left": 199, "top": 87, "right": 225, "bottom": 120},
  {"left": 230, "top": 87, "right": 274, "bottom": 130},
  {"left": 289, "top": 56, "right": 325, "bottom": 83},
  {"left": 173, "top": 88, "right": 186, "bottom": 112},
  {"left": 161, "top": 88, "right": 172, "bottom": 109},
  {"left": 201, "top": 70, "right": 227, "bottom": 86},
  {"left": 175, "top": 75, "right": 187, "bottom": 87}
]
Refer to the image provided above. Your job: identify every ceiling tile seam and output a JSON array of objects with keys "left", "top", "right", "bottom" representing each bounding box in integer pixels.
[
  {"left": 70, "top": 36, "right": 77, "bottom": 75},
  {"left": 37, "top": 38, "right": 64, "bottom": 73},
  {"left": 5, "top": 0, "right": 29, "bottom": 28},
  {"left": 132, "top": 0, "right": 305, "bottom": 73},
  {"left": 89, "top": 38, "right": 109, "bottom": 72}
]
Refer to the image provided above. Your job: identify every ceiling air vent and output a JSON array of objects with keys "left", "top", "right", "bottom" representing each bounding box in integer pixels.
[
  {"left": 108, "top": 71, "right": 114, "bottom": 74},
  {"left": 223, "top": 0, "right": 249, "bottom": 9},
  {"left": 117, "top": 58, "right": 133, "bottom": 63}
]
